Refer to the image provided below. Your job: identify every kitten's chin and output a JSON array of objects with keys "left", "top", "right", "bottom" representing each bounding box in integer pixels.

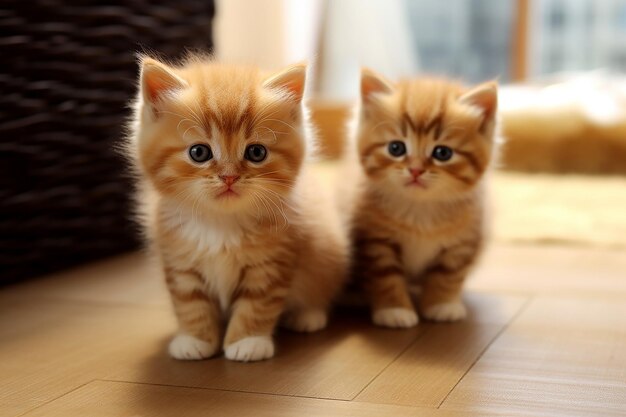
[
  {"left": 207, "top": 194, "right": 251, "bottom": 212},
  {"left": 387, "top": 181, "right": 451, "bottom": 202}
]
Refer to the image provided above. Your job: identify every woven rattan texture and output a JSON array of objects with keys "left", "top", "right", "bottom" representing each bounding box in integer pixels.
[{"left": 0, "top": 1, "right": 214, "bottom": 283}]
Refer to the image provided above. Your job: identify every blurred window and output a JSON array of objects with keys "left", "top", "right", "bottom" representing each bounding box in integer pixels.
[
  {"left": 530, "top": 0, "right": 626, "bottom": 75},
  {"left": 404, "top": 0, "right": 626, "bottom": 82},
  {"left": 405, "top": 0, "right": 514, "bottom": 83}
]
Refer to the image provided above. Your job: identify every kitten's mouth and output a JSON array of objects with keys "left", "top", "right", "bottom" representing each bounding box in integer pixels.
[
  {"left": 216, "top": 188, "right": 240, "bottom": 199},
  {"left": 405, "top": 179, "right": 427, "bottom": 189}
]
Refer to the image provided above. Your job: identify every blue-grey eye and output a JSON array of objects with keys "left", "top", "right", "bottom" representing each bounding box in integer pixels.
[
  {"left": 388, "top": 140, "right": 406, "bottom": 157},
  {"left": 189, "top": 144, "right": 212, "bottom": 162},
  {"left": 432, "top": 145, "right": 453, "bottom": 161},
  {"left": 245, "top": 144, "right": 267, "bottom": 163}
]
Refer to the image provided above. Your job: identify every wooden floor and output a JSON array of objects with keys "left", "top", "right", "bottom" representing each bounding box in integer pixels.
[{"left": 2, "top": 243, "right": 625, "bottom": 417}]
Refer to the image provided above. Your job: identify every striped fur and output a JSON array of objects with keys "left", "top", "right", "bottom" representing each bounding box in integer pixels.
[
  {"left": 351, "top": 69, "right": 497, "bottom": 326},
  {"left": 127, "top": 56, "right": 348, "bottom": 361}
]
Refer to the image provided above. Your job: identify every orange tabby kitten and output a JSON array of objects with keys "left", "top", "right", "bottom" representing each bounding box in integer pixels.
[
  {"left": 351, "top": 69, "right": 497, "bottom": 328},
  {"left": 127, "top": 56, "right": 348, "bottom": 361}
]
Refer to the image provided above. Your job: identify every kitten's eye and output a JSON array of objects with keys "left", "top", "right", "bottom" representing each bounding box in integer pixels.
[
  {"left": 245, "top": 144, "right": 267, "bottom": 163},
  {"left": 388, "top": 140, "right": 406, "bottom": 157},
  {"left": 189, "top": 144, "right": 213, "bottom": 163},
  {"left": 432, "top": 145, "right": 453, "bottom": 162}
]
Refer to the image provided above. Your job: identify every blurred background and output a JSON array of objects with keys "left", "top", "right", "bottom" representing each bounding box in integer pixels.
[{"left": 1, "top": 0, "right": 625, "bottom": 284}]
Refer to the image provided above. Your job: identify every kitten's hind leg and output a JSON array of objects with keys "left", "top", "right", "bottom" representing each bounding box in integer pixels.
[
  {"left": 282, "top": 237, "right": 348, "bottom": 333},
  {"left": 281, "top": 308, "right": 328, "bottom": 333}
]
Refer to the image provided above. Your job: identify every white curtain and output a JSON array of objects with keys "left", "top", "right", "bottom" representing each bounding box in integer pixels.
[
  {"left": 316, "top": 0, "right": 419, "bottom": 100},
  {"left": 213, "top": 0, "right": 417, "bottom": 100},
  {"left": 214, "top": 0, "right": 323, "bottom": 71}
]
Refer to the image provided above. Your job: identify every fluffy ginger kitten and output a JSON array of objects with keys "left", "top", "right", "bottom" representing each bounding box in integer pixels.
[
  {"left": 351, "top": 69, "right": 497, "bottom": 328},
  {"left": 128, "top": 56, "right": 348, "bottom": 361}
]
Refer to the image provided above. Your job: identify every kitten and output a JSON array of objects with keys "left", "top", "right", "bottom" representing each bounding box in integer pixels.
[
  {"left": 351, "top": 69, "right": 497, "bottom": 328},
  {"left": 127, "top": 56, "right": 348, "bottom": 361}
]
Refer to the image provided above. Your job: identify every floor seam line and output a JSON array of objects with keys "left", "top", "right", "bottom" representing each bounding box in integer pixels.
[
  {"left": 349, "top": 328, "right": 431, "bottom": 401},
  {"left": 95, "top": 378, "right": 353, "bottom": 402},
  {"left": 436, "top": 295, "right": 535, "bottom": 409},
  {"left": 14, "top": 378, "right": 98, "bottom": 417}
]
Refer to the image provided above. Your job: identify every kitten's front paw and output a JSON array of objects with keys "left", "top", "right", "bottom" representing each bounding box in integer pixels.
[
  {"left": 423, "top": 301, "right": 467, "bottom": 322},
  {"left": 224, "top": 336, "right": 274, "bottom": 362},
  {"left": 168, "top": 333, "right": 218, "bottom": 360},
  {"left": 282, "top": 309, "right": 328, "bottom": 333},
  {"left": 372, "top": 307, "right": 419, "bottom": 328}
]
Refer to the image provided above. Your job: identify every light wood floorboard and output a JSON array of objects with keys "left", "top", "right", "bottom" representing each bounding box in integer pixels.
[
  {"left": 2, "top": 244, "right": 625, "bottom": 416},
  {"left": 441, "top": 296, "right": 626, "bottom": 416},
  {"left": 356, "top": 293, "right": 526, "bottom": 407},
  {"left": 19, "top": 380, "right": 479, "bottom": 417}
]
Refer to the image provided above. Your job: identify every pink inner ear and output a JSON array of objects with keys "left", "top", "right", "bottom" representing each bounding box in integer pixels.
[
  {"left": 145, "top": 76, "right": 169, "bottom": 102},
  {"left": 361, "top": 70, "right": 393, "bottom": 102},
  {"left": 362, "top": 78, "right": 382, "bottom": 97},
  {"left": 461, "top": 83, "right": 498, "bottom": 119},
  {"left": 141, "top": 62, "right": 186, "bottom": 106},
  {"left": 283, "top": 79, "right": 304, "bottom": 99},
  {"left": 264, "top": 65, "right": 306, "bottom": 103},
  {"left": 475, "top": 91, "right": 497, "bottom": 119}
]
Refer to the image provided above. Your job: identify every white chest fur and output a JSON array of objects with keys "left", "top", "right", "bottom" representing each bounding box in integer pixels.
[
  {"left": 200, "top": 251, "right": 241, "bottom": 310},
  {"left": 160, "top": 206, "right": 248, "bottom": 310},
  {"left": 398, "top": 232, "right": 442, "bottom": 278},
  {"left": 176, "top": 214, "right": 245, "bottom": 256}
]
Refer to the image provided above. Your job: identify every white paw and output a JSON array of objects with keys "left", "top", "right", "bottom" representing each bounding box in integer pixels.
[
  {"left": 423, "top": 301, "right": 467, "bottom": 322},
  {"left": 372, "top": 307, "right": 419, "bottom": 328},
  {"left": 168, "top": 333, "right": 217, "bottom": 360},
  {"left": 282, "top": 309, "right": 328, "bottom": 333},
  {"left": 224, "top": 336, "right": 274, "bottom": 362}
]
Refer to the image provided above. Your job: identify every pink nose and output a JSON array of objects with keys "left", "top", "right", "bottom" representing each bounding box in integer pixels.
[
  {"left": 219, "top": 175, "right": 240, "bottom": 186},
  {"left": 409, "top": 168, "right": 424, "bottom": 178}
]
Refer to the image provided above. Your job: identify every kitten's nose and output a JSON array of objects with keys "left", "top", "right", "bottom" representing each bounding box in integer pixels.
[
  {"left": 409, "top": 168, "right": 425, "bottom": 178},
  {"left": 219, "top": 175, "right": 240, "bottom": 186}
]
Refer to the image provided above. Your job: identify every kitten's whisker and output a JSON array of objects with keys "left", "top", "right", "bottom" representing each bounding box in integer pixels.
[
  {"left": 156, "top": 110, "right": 204, "bottom": 139},
  {"left": 249, "top": 192, "right": 264, "bottom": 219},
  {"left": 259, "top": 194, "right": 278, "bottom": 232},
  {"left": 182, "top": 124, "right": 204, "bottom": 141},
  {"left": 255, "top": 183, "right": 295, "bottom": 190},
  {"left": 262, "top": 118, "right": 299, "bottom": 134},
  {"left": 179, "top": 100, "right": 204, "bottom": 126},
  {"left": 176, "top": 118, "right": 196, "bottom": 133},
  {"left": 259, "top": 190, "right": 290, "bottom": 231},
  {"left": 251, "top": 106, "right": 281, "bottom": 127},
  {"left": 253, "top": 180, "right": 296, "bottom": 191},
  {"left": 254, "top": 191, "right": 277, "bottom": 232},
  {"left": 172, "top": 191, "right": 198, "bottom": 228},
  {"left": 262, "top": 193, "right": 290, "bottom": 230},
  {"left": 253, "top": 176, "right": 294, "bottom": 184},
  {"left": 254, "top": 126, "right": 280, "bottom": 143},
  {"left": 370, "top": 120, "right": 395, "bottom": 135},
  {"left": 253, "top": 173, "right": 294, "bottom": 185},
  {"left": 253, "top": 187, "right": 299, "bottom": 217},
  {"left": 263, "top": 190, "right": 297, "bottom": 212},
  {"left": 254, "top": 170, "right": 286, "bottom": 178}
]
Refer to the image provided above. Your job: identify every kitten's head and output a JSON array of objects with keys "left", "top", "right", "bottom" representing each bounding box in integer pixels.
[
  {"left": 131, "top": 56, "right": 307, "bottom": 215},
  {"left": 357, "top": 69, "right": 497, "bottom": 201}
]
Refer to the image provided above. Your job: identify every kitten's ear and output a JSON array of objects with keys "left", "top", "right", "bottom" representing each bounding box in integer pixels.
[
  {"left": 361, "top": 68, "right": 394, "bottom": 103},
  {"left": 263, "top": 63, "right": 306, "bottom": 103},
  {"left": 459, "top": 81, "right": 498, "bottom": 124},
  {"left": 139, "top": 57, "right": 188, "bottom": 107}
]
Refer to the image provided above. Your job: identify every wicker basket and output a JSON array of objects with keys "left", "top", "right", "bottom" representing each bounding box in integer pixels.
[{"left": 0, "top": 1, "right": 215, "bottom": 284}]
